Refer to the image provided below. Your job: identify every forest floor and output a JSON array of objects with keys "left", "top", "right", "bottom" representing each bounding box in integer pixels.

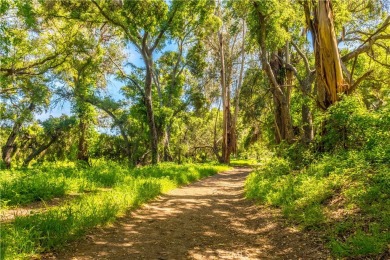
[{"left": 43, "top": 167, "right": 330, "bottom": 260}]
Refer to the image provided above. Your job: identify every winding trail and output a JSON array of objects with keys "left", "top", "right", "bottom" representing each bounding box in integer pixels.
[{"left": 47, "top": 167, "right": 329, "bottom": 259}]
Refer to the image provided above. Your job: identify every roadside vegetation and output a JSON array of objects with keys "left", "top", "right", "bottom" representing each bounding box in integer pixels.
[
  {"left": 1, "top": 0, "right": 389, "bottom": 259},
  {"left": 0, "top": 162, "right": 229, "bottom": 259},
  {"left": 246, "top": 96, "right": 390, "bottom": 258}
]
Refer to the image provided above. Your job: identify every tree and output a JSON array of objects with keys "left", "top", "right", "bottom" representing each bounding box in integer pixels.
[
  {"left": 249, "top": 0, "right": 295, "bottom": 144},
  {"left": 23, "top": 115, "right": 76, "bottom": 166},
  {"left": 85, "top": 0, "right": 218, "bottom": 164},
  {"left": 0, "top": 1, "right": 69, "bottom": 168},
  {"left": 313, "top": 0, "right": 346, "bottom": 109},
  {"left": 303, "top": 0, "right": 390, "bottom": 109}
]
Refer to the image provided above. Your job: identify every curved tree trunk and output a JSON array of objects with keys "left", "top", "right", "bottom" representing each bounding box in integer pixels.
[
  {"left": 23, "top": 137, "right": 57, "bottom": 167},
  {"left": 2, "top": 123, "right": 21, "bottom": 169},
  {"left": 1, "top": 103, "right": 35, "bottom": 169},
  {"left": 253, "top": 2, "right": 294, "bottom": 144}
]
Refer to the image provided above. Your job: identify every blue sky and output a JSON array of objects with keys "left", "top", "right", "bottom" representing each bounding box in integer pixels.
[{"left": 36, "top": 41, "right": 178, "bottom": 121}]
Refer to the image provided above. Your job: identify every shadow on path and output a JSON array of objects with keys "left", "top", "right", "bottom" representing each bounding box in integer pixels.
[{"left": 49, "top": 168, "right": 329, "bottom": 260}]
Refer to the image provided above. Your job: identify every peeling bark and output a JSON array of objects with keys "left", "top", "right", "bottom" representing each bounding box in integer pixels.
[{"left": 314, "top": 0, "right": 347, "bottom": 109}]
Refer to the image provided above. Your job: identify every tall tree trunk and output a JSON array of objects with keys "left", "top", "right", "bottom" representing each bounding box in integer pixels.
[
  {"left": 314, "top": 0, "right": 346, "bottom": 109},
  {"left": 253, "top": 4, "right": 294, "bottom": 144},
  {"left": 232, "top": 20, "right": 246, "bottom": 155},
  {"left": 144, "top": 60, "right": 159, "bottom": 164},
  {"left": 269, "top": 51, "right": 294, "bottom": 144},
  {"left": 1, "top": 103, "right": 35, "bottom": 169},
  {"left": 219, "top": 30, "right": 232, "bottom": 164},
  {"left": 163, "top": 123, "right": 172, "bottom": 161}
]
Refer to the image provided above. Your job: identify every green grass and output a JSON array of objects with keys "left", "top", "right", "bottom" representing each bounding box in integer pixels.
[
  {"left": 0, "top": 162, "right": 230, "bottom": 260},
  {"left": 229, "top": 159, "right": 259, "bottom": 167},
  {"left": 245, "top": 151, "right": 390, "bottom": 258}
]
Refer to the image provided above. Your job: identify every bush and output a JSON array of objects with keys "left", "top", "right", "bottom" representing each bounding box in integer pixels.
[{"left": 245, "top": 150, "right": 390, "bottom": 257}]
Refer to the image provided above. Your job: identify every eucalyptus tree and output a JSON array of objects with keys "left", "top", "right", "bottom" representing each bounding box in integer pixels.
[
  {"left": 247, "top": 0, "right": 297, "bottom": 144},
  {"left": 301, "top": 0, "right": 390, "bottom": 109},
  {"left": 217, "top": 4, "right": 248, "bottom": 163},
  {"left": 187, "top": 1, "right": 248, "bottom": 163}
]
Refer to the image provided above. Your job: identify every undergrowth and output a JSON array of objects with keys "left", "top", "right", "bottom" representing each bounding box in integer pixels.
[
  {"left": 245, "top": 152, "right": 389, "bottom": 258},
  {"left": 245, "top": 96, "right": 390, "bottom": 258},
  {"left": 0, "top": 162, "right": 229, "bottom": 259},
  {"left": 229, "top": 159, "right": 259, "bottom": 167}
]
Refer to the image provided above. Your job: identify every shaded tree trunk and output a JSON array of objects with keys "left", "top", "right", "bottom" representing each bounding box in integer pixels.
[
  {"left": 143, "top": 53, "right": 159, "bottom": 164},
  {"left": 219, "top": 29, "right": 232, "bottom": 164},
  {"left": 23, "top": 137, "right": 57, "bottom": 167},
  {"left": 269, "top": 51, "right": 294, "bottom": 144},
  {"left": 77, "top": 117, "right": 89, "bottom": 163},
  {"left": 301, "top": 74, "right": 315, "bottom": 143},
  {"left": 1, "top": 103, "right": 35, "bottom": 169},
  {"left": 291, "top": 41, "right": 315, "bottom": 144},
  {"left": 253, "top": 3, "right": 294, "bottom": 144}
]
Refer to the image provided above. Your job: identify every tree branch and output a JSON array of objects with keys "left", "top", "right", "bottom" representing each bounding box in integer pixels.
[
  {"left": 91, "top": 0, "right": 142, "bottom": 51},
  {"left": 291, "top": 41, "right": 312, "bottom": 73},
  {"left": 347, "top": 69, "right": 374, "bottom": 94},
  {"left": 341, "top": 15, "right": 390, "bottom": 62},
  {"left": 108, "top": 54, "right": 144, "bottom": 95},
  {"left": 150, "top": 5, "right": 179, "bottom": 52}
]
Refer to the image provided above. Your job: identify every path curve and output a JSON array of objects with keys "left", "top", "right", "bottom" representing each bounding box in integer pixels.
[{"left": 47, "top": 167, "right": 329, "bottom": 259}]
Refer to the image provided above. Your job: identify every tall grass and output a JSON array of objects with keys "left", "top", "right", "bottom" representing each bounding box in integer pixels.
[
  {"left": 245, "top": 152, "right": 390, "bottom": 258},
  {"left": 0, "top": 162, "right": 229, "bottom": 259}
]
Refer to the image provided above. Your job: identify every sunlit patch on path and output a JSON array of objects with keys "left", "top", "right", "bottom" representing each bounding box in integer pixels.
[{"left": 46, "top": 167, "right": 329, "bottom": 260}]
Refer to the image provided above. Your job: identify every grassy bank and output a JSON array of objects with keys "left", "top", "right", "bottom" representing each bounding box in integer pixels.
[
  {"left": 245, "top": 152, "right": 389, "bottom": 258},
  {"left": 0, "top": 162, "right": 229, "bottom": 259}
]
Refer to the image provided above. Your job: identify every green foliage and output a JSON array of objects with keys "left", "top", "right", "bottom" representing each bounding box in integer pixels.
[
  {"left": 318, "top": 95, "right": 390, "bottom": 163},
  {"left": 245, "top": 148, "right": 390, "bottom": 258},
  {"left": 229, "top": 159, "right": 258, "bottom": 167},
  {"left": 245, "top": 96, "right": 390, "bottom": 258},
  {"left": 0, "top": 162, "right": 229, "bottom": 259}
]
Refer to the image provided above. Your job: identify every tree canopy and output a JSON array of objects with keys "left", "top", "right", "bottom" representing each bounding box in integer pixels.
[{"left": 0, "top": 0, "right": 389, "bottom": 167}]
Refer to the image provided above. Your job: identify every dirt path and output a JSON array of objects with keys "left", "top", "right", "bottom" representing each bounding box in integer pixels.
[{"left": 47, "top": 167, "right": 329, "bottom": 260}]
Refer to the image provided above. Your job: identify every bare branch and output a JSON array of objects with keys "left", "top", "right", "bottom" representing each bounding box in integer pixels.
[
  {"left": 291, "top": 41, "right": 312, "bottom": 73},
  {"left": 342, "top": 16, "right": 390, "bottom": 62},
  {"left": 108, "top": 54, "right": 144, "bottom": 95},
  {"left": 347, "top": 70, "right": 374, "bottom": 94}
]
